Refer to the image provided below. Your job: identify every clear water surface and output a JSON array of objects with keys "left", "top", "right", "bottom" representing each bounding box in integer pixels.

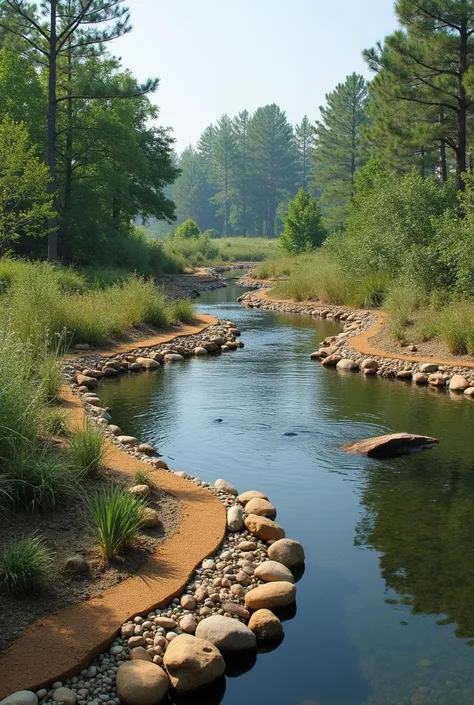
[{"left": 98, "top": 279, "right": 474, "bottom": 705}]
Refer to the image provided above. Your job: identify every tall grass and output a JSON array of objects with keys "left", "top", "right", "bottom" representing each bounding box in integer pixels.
[
  {"left": 0, "top": 535, "right": 53, "bottom": 594},
  {"left": 87, "top": 486, "right": 145, "bottom": 560},
  {"left": 215, "top": 237, "right": 279, "bottom": 263},
  {"left": 67, "top": 426, "right": 107, "bottom": 478}
]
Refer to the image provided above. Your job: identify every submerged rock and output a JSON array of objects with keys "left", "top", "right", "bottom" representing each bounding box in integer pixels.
[{"left": 342, "top": 432, "right": 438, "bottom": 458}]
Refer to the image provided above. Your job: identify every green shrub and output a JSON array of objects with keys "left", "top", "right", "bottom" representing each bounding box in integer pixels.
[
  {"left": 170, "top": 298, "right": 194, "bottom": 323},
  {"left": 0, "top": 534, "right": 53, "bottom": 594},
  {"left": 39, "top": 356, "right": 63, "bottom": 402},
  {"left": 175, "top": 218, "right": 201, "bottom": 239},
  {"left": 134, "top": 469, "right": 151, "bottom": 486},
  {"left": 87, "top": 486, "right": 145, "bottom": 560},
  {"left": 8, "top": 453, "right": 74, "bottom": 511},
  {"left": 39, "top": 407, "right": 69, "bottom": 437},
  {"left": 437, "top": 302, "right": 474, "bottom": 355},
  {"left": 67, "top": 426, "right": 106, "bottom": 477},
  {"left": 280, "top": 189, "right": 325, "bottom": 254}
]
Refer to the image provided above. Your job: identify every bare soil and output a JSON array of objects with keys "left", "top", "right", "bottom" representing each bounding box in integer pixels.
[
  {"left": 0, "top": 469, "right": 179, "bottom": 653},
  {"left": 370, "top": 326, "right": 474, "bottom": 365}
]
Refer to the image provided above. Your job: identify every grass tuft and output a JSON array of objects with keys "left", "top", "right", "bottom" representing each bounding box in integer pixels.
[
  {"left": 87, "top": 486, "right": 145, "bottom": 560},
  {"left": 67, "top": 426, "right": 106, "bottom": 478},
  {"left": 0, "top": 534, "right": 53, "bottom": 594},
  {"left": 134, "top": 469, "right": 152, "bottom": 486}
]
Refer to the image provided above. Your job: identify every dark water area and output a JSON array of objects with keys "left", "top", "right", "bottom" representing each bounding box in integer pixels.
[{"left": 98, "top": 279, "right": 474, "bottom": 705}]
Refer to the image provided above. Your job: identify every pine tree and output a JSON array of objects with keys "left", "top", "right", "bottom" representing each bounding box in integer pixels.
[
  {"left": 232, "top": 109, "right": 252, "bottom": 235},
  {"left": 211, "top": 114, "right": 237, "bottom": 236},
  {"left": 313, "top": 73, "right": 368, "bottom": 230},
  {"left": 295, "top": 115, "right": 315, "bottom": 191}
]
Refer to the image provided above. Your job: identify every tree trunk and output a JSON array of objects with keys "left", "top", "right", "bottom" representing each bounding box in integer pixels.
[
  {"left": 61, "top": 44, "right": 73, "bottom": 263},
  {"left": 268, "top": 197, "right": 276, "bottom": 238},
  {"left": 47, "top": 0, "right": 58, "bottom": 260}
]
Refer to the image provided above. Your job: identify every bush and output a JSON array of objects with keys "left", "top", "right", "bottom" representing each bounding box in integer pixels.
[
  {"left": 163, "top": 232, "right": 219, "bottom": 267},
  {"left": 39, "top": 407, "right": 69, "bottom": 437},
  {"left": 7, "top": 453, "right": 74, "bottom": 511},
  {"left": 67, "top": 426, "right": 106, "bottom": 478},
  {"left": 280, "top": 189, "right": 325, "bottom": 254},
  {"left": 0, "top": 534, "right": 53, "bottom": 594},
  {"left": 169, "top": 298, "right": 194, "bottom": 323},
  {"left": 134, "top": 469, "right": 151, "bottom": 486},
  {"left": 175, "top": 218, "right": 201, "bottom": 239},
  {"left": 87, "top": 486, "right": 145, "bottom": 560}
]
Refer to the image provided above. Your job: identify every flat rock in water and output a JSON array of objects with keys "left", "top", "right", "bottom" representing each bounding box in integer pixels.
[{"left": 342, "top": 432, "right": 438, "bottom": 458}]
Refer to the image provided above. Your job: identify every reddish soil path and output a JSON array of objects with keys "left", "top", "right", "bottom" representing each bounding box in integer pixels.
[{"left": 0, "top": 319, "right": 226, "bottom": 699}]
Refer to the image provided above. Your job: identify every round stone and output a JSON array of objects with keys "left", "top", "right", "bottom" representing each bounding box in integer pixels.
[
  {"left": 254, "top": 560, "right": 295, "bottom": 583},
  {"left": 195, "top": 615, "right": 256, "bottom": 652},
  {"left": 0, "top": 693, "right": 38, "bottom": 705},
  {"left": 237, "top": 490, "right": 269, "bottom": 506},
  {"left": 52, "top": 688, "right": 76, "bottom": 705},
  {"left": 115, "top": 661, "right": 168, "bottom": 705},
  {"left": 248, "top": 609, "right": 284, "bottom": 640},
  {"left": 244, "top": 498, "right": 277, "bottom": 520},
  {"left": 244, "top": 514, "right": 285, "bottom": 541},
  {"left": 244, "top": 581, "right": 296, "bottom": 610},
  {"left": 163, "top": 634, "right": 225, "bottom": 693},
  {"left": 267, "top": 538, "right": 305, "bottom": 568}
]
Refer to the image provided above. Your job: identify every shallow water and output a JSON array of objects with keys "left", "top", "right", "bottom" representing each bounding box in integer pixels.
[{"left": 98, "top": 281, "right": 474, "bottom": 705}]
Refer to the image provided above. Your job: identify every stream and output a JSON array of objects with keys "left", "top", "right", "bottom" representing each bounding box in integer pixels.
[{"left": 98, "top": 278, "right": 474, "bottom": 705}]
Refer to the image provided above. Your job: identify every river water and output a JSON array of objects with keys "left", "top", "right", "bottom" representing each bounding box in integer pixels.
[{"left": 98, "top": 280, "right": 474, "bottom": 705}]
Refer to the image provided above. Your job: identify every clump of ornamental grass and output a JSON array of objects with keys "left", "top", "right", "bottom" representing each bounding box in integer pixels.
[
  {"left": 38, "top": 406, "right": 69, "bottom": 437},
  {"left": 169, "top": 298, "right": 194, "bottom": 323},
  {"left": 134, "top": 469, "right": 152, "bottom": 486},
  {"left": 0, "top": 534, "right": 53, "bottom": 594},
  {"left": 67, "top": 426, "right": 107, "bottom": 478},
  {"left": 87, "top": 485, "right": 145, "bottom": 560}
]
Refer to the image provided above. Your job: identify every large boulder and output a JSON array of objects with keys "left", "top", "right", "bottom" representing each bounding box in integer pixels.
[
  {"left": 336, "top": 358, "right": 359, "bottom": 372},
  {"left": 163, "top": 354, "right": 185, "bottom": 363},
  {"left": 342, "top": 432, "right": 438, "bottom": 458},
  {"left": 254, "top": 560, "right": 294, "bottom": 583},
  {"left": 163, "top": 634, "right": 225, "bottom": 693},
  {"left": 244, "top": 514, "right": 285, "bottom": 542},
  {"left": 360, "top": 358, "right": 378, "bottom": 375},
  {"left": 244, "top": 498, "right": 277, "bottom": 520},
  {"left": 268, "top": 538, "right": 305, "bottom": 568},
  {"left": 248, "top": 609, "right": 283, "bottom": 640},
  {"left": 75, "top": 374, "right": 98, "bottom": 390},
  {"left": 237, "top": 490, "right": 268, "bottom": 506},
  {"left": 115, "top": 661, "right": 168, "bottom": 705},
  {"left": 227, "top": 505, "right": 245, "bottom": 532},
  {"left": 136, "top": 357, "right": 161, "bottom": 370},
  {"left": 245, "top": 582, "right": 296, "bottom": 610},
  {"left": 413, "top": 373, "right": 429, "bottom": 385},
  {"left": 449, "top": 374, "right": 470, "bottom": 392},
  {"left": 195, "top": 615, "right": 256, "bottom": 652},
  {"left": 420, "top": 363, "right": 438, "bottom": 373}
]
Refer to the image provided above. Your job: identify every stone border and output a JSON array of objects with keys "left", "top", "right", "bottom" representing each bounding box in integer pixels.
[
  {"left": 1, "top": 315, "right": 306, "bottom": 703},
  {"left": 238, "top": 289, "right": 474, "bottom": 395}
]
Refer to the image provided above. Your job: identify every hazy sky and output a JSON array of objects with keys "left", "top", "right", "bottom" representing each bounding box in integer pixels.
[{"left": 115, "top": 0, "right": 398, "bottom": 151}]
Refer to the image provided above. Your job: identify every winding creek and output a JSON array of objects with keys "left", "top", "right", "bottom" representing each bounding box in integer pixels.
[{"left": 98, "top": 279, "right": 474, "bottom": 705}]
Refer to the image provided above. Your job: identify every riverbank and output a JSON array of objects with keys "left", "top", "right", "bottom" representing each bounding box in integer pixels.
[
  {"left": 238, "top": 288, "right": 474, "bottom": 393},
  {"left": 1, "top": 315, "right": 305, "bottom": 703}
]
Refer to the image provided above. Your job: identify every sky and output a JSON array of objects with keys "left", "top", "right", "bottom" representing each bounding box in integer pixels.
[{"left": 114, "top": 0, "right": 398, "bottom": 151}]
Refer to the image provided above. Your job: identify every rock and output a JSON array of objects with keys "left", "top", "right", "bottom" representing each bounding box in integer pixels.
[
  {"left": 413, "top": 372, "right": 429, "bottom": 384},
  {"left": 321, "top": 354, "right": 342, "bottom": 367},
  {"left": 163, "top": 354, "right": 184, "bottom": 363},
  {"left": 155, "top": 617, "right": 177, "bottom": 629},
  {"left": 195, "top": 615, "right": 256, "bottom": 652},
  {"left": 214, "top": 479, "right": 238, "bottom": 495},
  {"left": 130, "top": 646, "right": 153, "bottom": 662},
  {"left": 75, "top": 374, "right": 97, "bottom": 390},
  {"left": 244, "top": 581, "right": 296, "bottom": 610},
  {"left": 268, "top": 538, "right": 305, "bottom": 568},
  {"left": 179, "top": 615, "right": 197, "bottom": 634},
  {"left": 420, "top": 363, "right": 438, "bottom": 373},
  {"left": 361, "top": 359, "right": 378, "bottom": 375},
  {"left": 129, "top": 484, "right": 151, "bottom": 499},
  {"left": 396, "top": 369, "right": 413, "bottom": 380},
  {"left": 238, "top": 540, "right": 257, "bottom": 551},
  {"left": 0, "top": 693, "right": 38, "bottom": 705},
  {"left": 102, "top": 366, "right": 119, "bottom": 377},
  {"left": 64, "top": 554, "right": 89, "bottom": 575},
  {"left": 310, "top": 350, "right": 325, "bottom": 360},
  {"left": 138, "top": 444, "right": 157, "bottom": 456},
  {"left": 203, "top": 342, "right": 219, "bottom": 352},
  {"left": 237, "top": 490, "right": 269, "bottom": 506},
  {"left": 136, "top": 357, "right": 161, "bottom": 370},
  {"left": 128, "top": 636, "right": 146, "bottom": 649},
  {"left": 81, "top": 368, "right": 103, "bottom": 379},
  {"left": 342, "top": 432, "right": 438, "bottom": 458},
  {"left": 52, "top": 689, "right": 76, "bottom": 705},
  {"left": 244, "top": 498, "right": 277, "bottom": 520},
  {"left": 141, "top": 507, "right": 160, "bottom": 528},
  {"left": 181, "top": 595, "right": 197, "bottom": 610},
  {"left": 222, "top": 603, "right": 250, "bottom": 620},
  {"left": 248, "top": 609, "right": 283, "bottom": 640},
  {"left": 151, "top": 459, "right": 169, "bottom": 469},
  {"left": 107, "top": 424, "right": 122, "bottom": 436},
  {"left": 244, "top": 514, "right": 285, "bottom": 542},
  {"left": 73, "top": 343, "right": 90, "bottom": 351},
  {"left": 115, "top": 661, "right": 168, "bottom": 705},
  {"left": 428, "top": 373, "right": 447, "bottom": 387},
  {"left": 464, "top": 387, "right": 474, "bottom": 398},
  {"left": 254, "top": 560, "right": 295, "bottom": 583},
  {"left": 449, "top": 374, "right": 470, "bottom": 392},
  {"left": 117, "top": 435, "right": 138, "bottom": 447},
  {"left": 163, "top": 634, "right": 225, "bottom": 693},
  {"left": 194, "top": 347, "right": 208, "bottom": 356},
  {"left": 227, "top": 505, "right": 245, "bottom": 532},
  {"left": 336, "top": 358, "right": 359, "bottom": 371}
]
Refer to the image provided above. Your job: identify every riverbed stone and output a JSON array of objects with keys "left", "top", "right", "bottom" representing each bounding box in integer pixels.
[
  {"left": 420, "top": 363, "right": 438, "bottom": 373},
  {"left": 136, "top": 357, "right": 160, "bottom": 370},
  {"left": 222, "top": 603, "right": 250, "bottom": 620},
  {"left": 115, "top": 661, "right": 168, "bottom": 705},
  {"left": 464, "top": 387, "right": 474, "bottom": 398},
  {"left": 396, "top": 369, "right": 413, "bottom": 380},
  {"left": 268, "top": 538, "right": 305, "bottom": 568},
  {"left": 107, "top": 424, "right": 122, "bottom": 435},
  {"left": 118, "top": 435, "right": 138, "bottom": 447},
  {"left": 155, "top": 617, "right": 177, "bottom": 629},
  {"left": 244, "top": 514, "right": 285, "bottom": 541},
  {"left": 137, "top": 443, "right": 157, "bottom": 456},
  {"left": 254, "top": 560, "right": 295, "bottom": 583},
  {"left": 64, "top": 554, "right": 90, "bottom": 575},
  {"left": 52, "top": 688, "right": 76, "bottom": 705},
  {"left": 237, "top": 490, "right": 268, "bottom": 506},
  {"left": 336, "top": 358, "right": 359, "bottom": 371},
  {"left": 227, "top": 505, "right": 245, "bottom": 532},
  {"left": 194, "top": 347, "right": 208, "bottom": 356},
  {"left": 163, "top": 353, "right": 184, "bottom": 363},
  {"left": 181, "top": 595, "right": 197, "bottom": 610},
  {"left": 244, "top": 581, "right": 296, "bottom": 610},
  {"left": 248, "top": 609, "right": 283, "bottom": 640},
  {"left": 129, "top": 484, "right": 150, "bottom": 499},
  {"left": 321, "top": 354, "right": 342, "bottom": 366},
  {"left": 343, "top": 432, "right": 438, "bottom": 458},
  {"left": 75, "top": 374, "right": 98, "bottom": 390},
  {"left": 130, "top": 646, "right": 152, "bottom": 662},
  {"left": 141, "top": 507, "right": 160, "bottom": 528},
  {"left": 179, "top": 615, "right": 197, "bottom": 634},
  {"left": 195, "top": 615, "right": 256, "bottom": 652},
  {"left": 361, "top": 359, "right": 378, "bottom": 375},
  {"left": 214, "top": 478, "right": 238, "bottom": 495},
  {"left": 413, "top": 373, "right": 429, "bottom": 384},
  {"left": 428, "top": 372, "right": 447, "bottom": 387},
  {"left": 163, "top": 635, "right": 225, "bottom": 693},
  {"left": 1, "top": 692, "right": 38, "bottom": 705},
  {"left": 244, "top": 498, "right": 277, "bottom": 519},
  {"left": 449, "top": 374, "right": 470, "bottom": 392}
]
